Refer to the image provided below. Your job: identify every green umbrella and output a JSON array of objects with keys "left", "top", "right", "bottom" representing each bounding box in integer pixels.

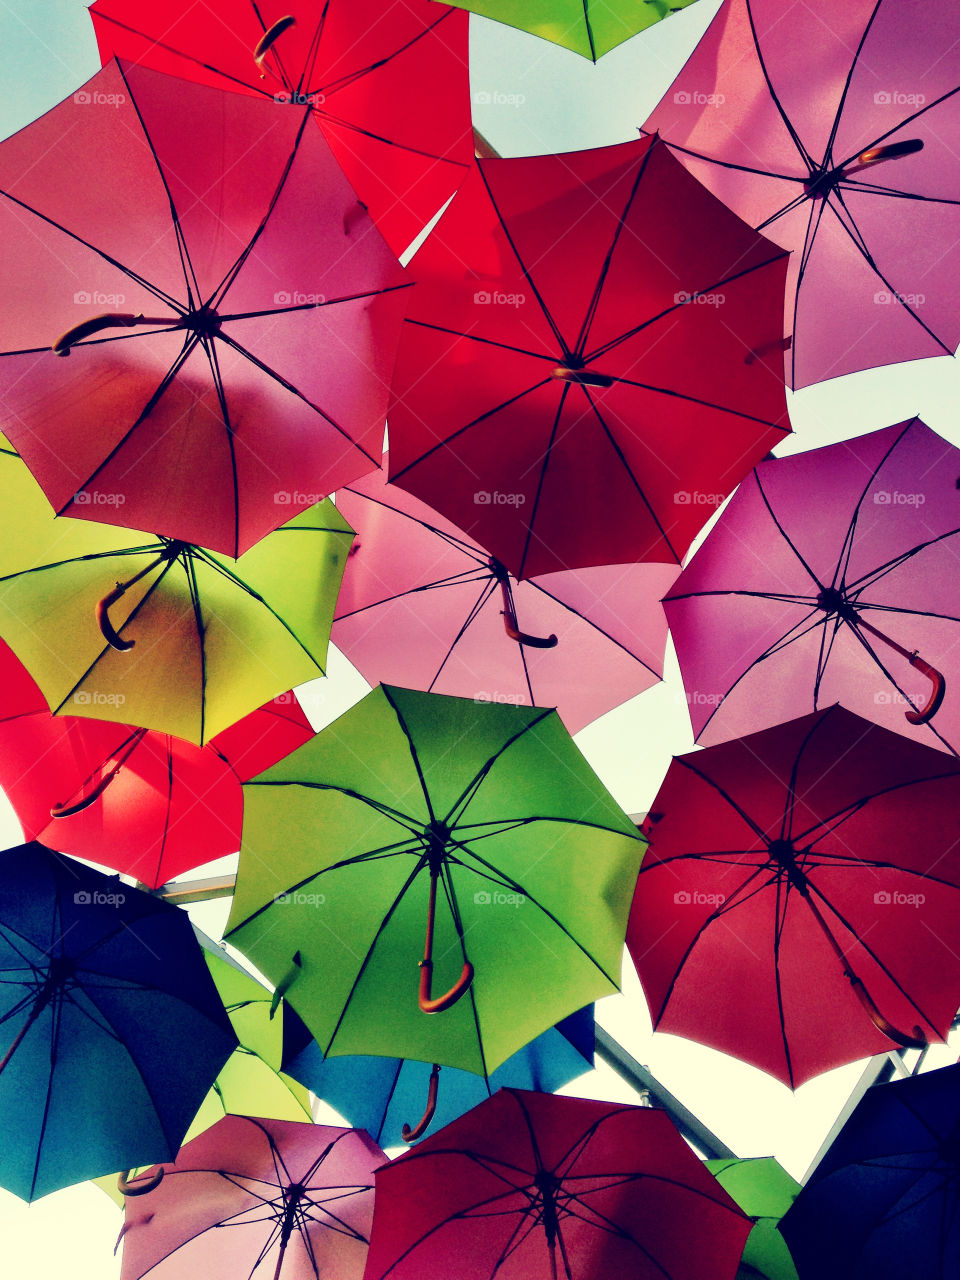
[
  {"left": 226, "top": 686, "right": 642, "bottom": 1088},
  {"left": 0, "top": 438, "right": 353, "bottom": 744},
  {"left": 450, "top": 0, "right": 701, "bottom": 60},
  {"left": 705, "top": 1157, "right": 801, "bottom": 1280}
]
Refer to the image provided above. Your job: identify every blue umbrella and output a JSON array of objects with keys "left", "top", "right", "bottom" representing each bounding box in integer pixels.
[
  {"left": 0, "top": 843, "right": 237, "bottom": 1201},
  {"left": 779, "top": 1063, "right": 960, "bottom": 1279},
  {"left": 282, "top": 1004, "right": 595, "bottom": 1146}
]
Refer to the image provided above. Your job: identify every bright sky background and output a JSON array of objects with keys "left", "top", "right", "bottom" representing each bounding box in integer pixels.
[{"left": 2, "top": 1, "right": 960, "bottom": 1276}]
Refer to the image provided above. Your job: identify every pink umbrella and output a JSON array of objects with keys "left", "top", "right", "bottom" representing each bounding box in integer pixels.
[
  {"left": 333, "top": 460, "right": 678, "bottom": 733},
  {"left": 643, "top": 0, "right": 960, "bottom": 388},
  {"left": 119, "top": 1115, "right": 383, "bottom": 1280},
  {"left": 664, "top": 418, "right": 960, "bottom": 753}
]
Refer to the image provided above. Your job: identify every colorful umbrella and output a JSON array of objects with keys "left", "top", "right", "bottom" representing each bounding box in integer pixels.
[
  {"left": 0, "top": 650, "right": 313, "bottom": 887},
  {"left": 333, "top": 459, "right": 678, "bottom": 733},
  {"left": 118, "top": 1115, "right": 383, "bottom": 1280},
  {"left": 363, "top": 1088, "right": 752, "bottom": 1279},
  {"left": 0, "top": 844, "right": 237, "bottom": 1201},
  {"left": 0, "top": 439, "right": 353, "bottom": 745},
  {"left": 0, "top": 58, "right": 408, "bottom": 556},
  {"left": 779, "top": 1064, "right": 960, "bottom": 1278},
  {"left": 627, "top": 706, "right": 960, "bottom": 1087},
  {"left": 281, "top": 1003, "right": 595, "bottom": 1147},
  {"left": 705, "top": 1157, "right": 800, "bottom": 1280},
  {"left": 664, "top": 418, "right": 960, "bottom": 754},
  {"left": 89, "top": 0, "right": 473, "bottom": 257},
  {"left": 643, "top": 0, "right": 960, "bottom": 388},
  {"left": 225, "top": 685, "right": 643, "bottom": 1137},
  {"left": 386, "top": 135, "right": 790, "bottom": 580},
  {"left": 443, "top": 0, "right": 701, "bottom": 61}
]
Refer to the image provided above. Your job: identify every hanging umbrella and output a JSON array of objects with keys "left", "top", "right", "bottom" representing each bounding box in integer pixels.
[
  {"left": 0, "top": 843, "right": 237, "bottom": 1202},
  {"left": 664, "top": 418, "right": 960, "bottom": 754},
  {"left": 386, "top": 135, "right": 791, "bottom": 581},
  {"left": 0, "top": 438, "right": 353, "bottom": 745},
  {"left": 779, "top": 1063, "right": 960, "bottom": 1278},
  {"left": 0, "top": 653, "right": 313, "bottom": 887},
  {"left": 281, "top": 1002, "right": 595, "bottom": 1147},
  {"left": 0, "top": 58, "right": 408, "bottom": 556},
  {"left": 627, "top": 705, "right": 960, "bottom": 1088},
  {"left": 89, "top": 0, "right": 473, "bottom": 258},
  {"left": 642, "top": 0, "right": 960, "bottom": 388},
  {"left": 333, "top": 458, "right": 678, "bottom": 733},
  {"left": 441, "top": 0, "right": 701, "bottom": 61},
  {"left": 118, "top": 1115, "right": 383, "bottom": 1280},
  {"left": 363, "top": 1088, "right": 752, "bottom": 1279},
  {"left": 705, "top": 1157, "right": 800, "bottom": 1280},
  {"left": 225, "top": 685, "right": 642, "bottom": 1137}
]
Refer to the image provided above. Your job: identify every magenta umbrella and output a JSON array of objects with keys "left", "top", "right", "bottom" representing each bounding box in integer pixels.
[
  {"left": 333, "top": 460, "right": 679, "bottom": 733},
  {"left": 665, "top": 418, "right": 960, "bottom": 753},
  {"left": 643, "top": 0, "right": 960, "bottom": 388},
  {"left": 118, "top": 1115, "right": 384, "bottom": 1280}
]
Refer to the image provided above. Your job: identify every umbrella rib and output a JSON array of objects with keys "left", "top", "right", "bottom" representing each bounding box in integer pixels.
[
  {"left": 333, "top": 568, "right": 493, "bottom": 621},
  {"left": 772, "top": 874, "right": 797, "bottom": 1089},
  {"left": 673, "top": 756, "right": 770, "bottom": 845},
  {"left": 242, "top": 783, "right": 425, "bottom": 842},
  {"left": 845, "top": 527, "right": 960, "bottom": 596},
  {"left": 517, "top": 379, "right": 571, "bottom": 578},
  {"left": 648, "top": 136, "right": 807, "bottom": 186},
  {"left": 340, "top": 486, "right": 488, "bottom": 562},
  {"left": 376, "top": 1058, "right": 408, "bottom": 1145},
  {"left": 311, "top": 10, "right": 459, "bottom": 104},
  {"left": 441, "top": 707, "right": 556, "bottom": 830},
  {"left": 309, "top": 104, "right": 473, "bottom": 170},
  {"left": 857, "top": 600, "right": 960, "bottom": 626},
  {"left": 200, "top": 335, "right": 241, "bottom": 559},
  {"left": 217, "top": 282, "right": 413, "bottom": 324},
  {"left": 811, "top": 610, "right": 843, "bottom": 710},
  {"left": 581, "top": 0, "right": 598, "bottom": 63},
  {"left": 146, "top": 737, "right": 175, "bottom": 891},
  {"left": 426, "top": 578, "right": 502, "bottom": 693},
  {"left": 250, "top": 0, "right": 300, "bottom": 96},
  {"left": 183, "top": 552, "right": 209, "bottom": 748},
  {"left": 833, "top": 81, "right": 960, "bottom": 174},
  {"left": 744, "top": 0, "right": 815, "bottom": 169},
  {"left": 27, "top": 988, "right": 65, "bottom": 1201},
  {"left": 845, "top": 620, "right": 957, "bottom": 753},
  {"left": 792, "top": 766, "right": 960, "bottom": 851},
  {"left": 787, "top": 189, "right": 828, "bottom": 386},
  {"left": 403, "top": 319, "right": 557, "bottom": 364},
  {"left": 820, "top": 1, "right": 883, "bottom": 167},
  {"left": 525, "top": 578, "right": 659, "bottom": 675},
  {"left": 753, "top": 463, "right": 824, "bottom": 594},
  {"left": 839, "top": 179, "right": 960, "bottom": 207},
  {"left": 381, "top": 685, "right": 437, "bottom": 822},
  {"left": 780, "top": 704, "right": 839, "bottom": 843},
  {"left": 613, "top": 375, "right": 787, "bottom": 430}
]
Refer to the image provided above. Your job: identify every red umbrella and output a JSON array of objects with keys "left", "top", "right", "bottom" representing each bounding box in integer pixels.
[
  {"left": 386, "top": 135, "right": 791, "bottom": 581},
  {"left": 0, "top": 59, "right": 408, "bottom": 557},
  {"left": 333, "top": 458, "right": 679, "bottom": 733},
  {"left": 628, "top": 706, "right": 960, "bottom": 1088},
  {"left": 119, "top": 1115, "right": 383, "bottom": 1280},
  {"left": 0, "top": 639, "right": 313, "bottom": 888},
  {"left": 664, "top": 418, "right": 960, "bottom": 754},
  {"left": 89, "top": 0, "right": 473, "bottom": 258},
  {"left": 362, "top": 1088, "right": 752, "bottom": 1280},
  {"left": 643, "top": 0, "right": 960, "bottom": 388}
]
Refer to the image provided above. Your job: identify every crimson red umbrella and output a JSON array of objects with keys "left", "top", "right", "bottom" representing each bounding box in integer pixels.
[
  {"left": 386, "top": 135, "right": 791, "bottom": 581},
  {"left": 89, "top": 0, "right": 473, "bottom": 258},
  {"left": 0, "top": 59, "right": 408, "bottom": 557},
  {"left": 628, "top": 706, "right": 960, "bottom": 1089},
  {"left": 333, "top": 457, "right": 679, "bottom": 733},
  {"left": 0, "top": 639, "right": 313, "bottom": 888},
  {"left": 664, "top": 418, "right": 960, "bottom": 754},
  {"left": 362, "top": 1088, "right": 752, "bottom": 1280},
  {"left": 643, "top": 0, "right": 960, "bottom": 388}
]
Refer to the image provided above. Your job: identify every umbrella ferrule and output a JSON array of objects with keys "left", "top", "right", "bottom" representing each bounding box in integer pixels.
[{"left": 551, "top": 364, "right": 614, "bottom": 389}]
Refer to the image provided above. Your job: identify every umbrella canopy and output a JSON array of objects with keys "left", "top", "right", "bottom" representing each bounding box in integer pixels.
[
  {"left": 0, "top": 58, "right": 408, "bottom": 556},
  {"left": 333, "top": 458, "right": 678, "bottom": 733},
  {"left": 705, "top": 1157, "right": 800, "bottom": 1280},
  {"left": 643, "top": 0, "right": 960, "bottom": 388},
  {"left": 0, "top": 439, "right": 353, "bottom": 745},
  {"left": 363, "top": 1088, "right": 752, "bottom": 1279},
  {"left": 225, "top": 685, "right": 643, "bottom": 1081},
  {"left": 281, "top": 1002, "right": 595, "bottom": 1148},
  {"left": 386, "top": 135, "right": 791, "bottom": 581},
  {"left": 119, "top": 1115, "right": 384, "bottom": 1280},
  {"left": 89, "top": 0, "right": 473, "bottom": 258},
  {"left": 627, "top": 705, "right": 960, "bottom": 1088},
  {"left": 665, "top": 418, "right": 960, "bottom": 754},
  {"left": 441, "top": 0, "right": 701, "bottom": 61},
  {"left": 779, "top": 1063, "right": 960, "bottom": 1278},
  {"left": 0, "top": 650, "right": 313, "bottom": 887},
  {"left": 0, "top": 844, "right": 237, "bottom": 1201}
]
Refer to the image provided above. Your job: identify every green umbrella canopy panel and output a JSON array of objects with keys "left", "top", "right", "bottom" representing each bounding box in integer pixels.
[{"left": 706, "top": 1156, "right": 801, "bottom": 1280}]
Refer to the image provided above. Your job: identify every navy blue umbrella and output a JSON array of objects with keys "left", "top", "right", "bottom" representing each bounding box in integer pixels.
[
  {"left": 0, "top": 843, "right": 237, "bottom": 1200},
  {"left": 779, "top": 1063, "right": 960, "bottom": 1278}
]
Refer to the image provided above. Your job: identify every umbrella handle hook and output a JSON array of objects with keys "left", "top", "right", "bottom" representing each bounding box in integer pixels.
[
  {"left": 401, "top": 1063, "right": 440, "bottom": 1143},
  {"left": 855, "top": 616, "right": 946, "bottom": 725},
  {"left": 97, "top": 583, "right": 137, "bottom": 652},
  {"left": 418, "top": 864, "right": 474, "bottom": 1014},
  {"left": 489, "top": 559, "right": 558, "bottom": 648},
  {"left": 52, "top": 313, "right": 175, "bottom": 356},
  {"left": 848, "top": 975, "right": 926, "bottom": 1050},
  {"left": 254, "top": 16, "right": 297, "bottom": 73},
  {"left": 117, "top": 1167, "right": 164, "bottom": 1196},
  {"left": 50, "top": 730, "right": 146, "bottom": 818}
]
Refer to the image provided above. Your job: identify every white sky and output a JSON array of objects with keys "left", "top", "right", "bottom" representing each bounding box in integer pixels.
[{"left": 2, "top": 2, "right": 960, "bottom": 1275}]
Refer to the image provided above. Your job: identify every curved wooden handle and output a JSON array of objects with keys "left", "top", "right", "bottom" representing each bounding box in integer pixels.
[
  {"left": 848, "top": 975, "right": 926, "bottom": 1049},
  {"left": 401, "top": 1064, "right": 440, "bottom": 1143},
  {"left": 854, "top": 138, "right": 924, "bottom": 169},
  {"left": 418, "top": 958, "right": 474, "bottom": 1014},
  {"left": 905, "top": 654, "right": 946, "bottom": 726},
  {"left": 50, "top": 774, "right": 113, "bottom": 818},
  {"left": 551, "top": 365, "right": 614, "bottom": 388},
  {"left": 492, "top": 563, "right": 558, "bottom": 648},
  {"left": 97, "top": 583, "right": 135, "bottom": 652},
  {"left": 52, "top": 312, "right": 178, "bottom": 356},
  {"left": 254, "top": 15, "right": 296, "bottom": 67},
  {"left": 117, "top": 1167, "right": 164, "bottom": 1196}
]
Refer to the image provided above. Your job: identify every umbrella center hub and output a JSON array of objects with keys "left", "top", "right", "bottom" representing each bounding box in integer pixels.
[
  {"left": 533, "top": 1170, "right": 562, "bottom": 1238},
  {"left": 424, "top": 820, "right": 452, "bottom": 868},
  {"left": 185, "top": 306, "right": 222, "bottom": 339},
  {"left": 767, "top": 839, "right": 808, "bottom": 890},
  {"left": 816, "top": 587, "right": 858, "bottom": 623},
  {"left": 804, "top": 164, "right": 844, "bottom": 198}
]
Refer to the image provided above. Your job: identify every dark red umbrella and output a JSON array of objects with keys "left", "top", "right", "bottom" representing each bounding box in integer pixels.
[
  {"left": 628, "top": 706, "right": 960, "bottom": 1088},
  {"left": 362, "top": 1089, "right": 752, "bottom": 1280},
  {"left": 89, "top": 0, "right": 473, "bottom": 258},
  {"left": 0, "top": 641, "right": 313, "bottom": 887},
  {"left": 0, "top": 59, "right": 408, "bottom": 557},
  {"left": 643, "top": 0, "right": 960, "bottom": 388},
  {"left": 664, "top": 418, "right": 960, "bottom": 754},
  {"left": 334, "top": 457, "right": 679, "bottom": 733},
  {"left": 387, "top": 135, "right": 791, "bottom": 581}
]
